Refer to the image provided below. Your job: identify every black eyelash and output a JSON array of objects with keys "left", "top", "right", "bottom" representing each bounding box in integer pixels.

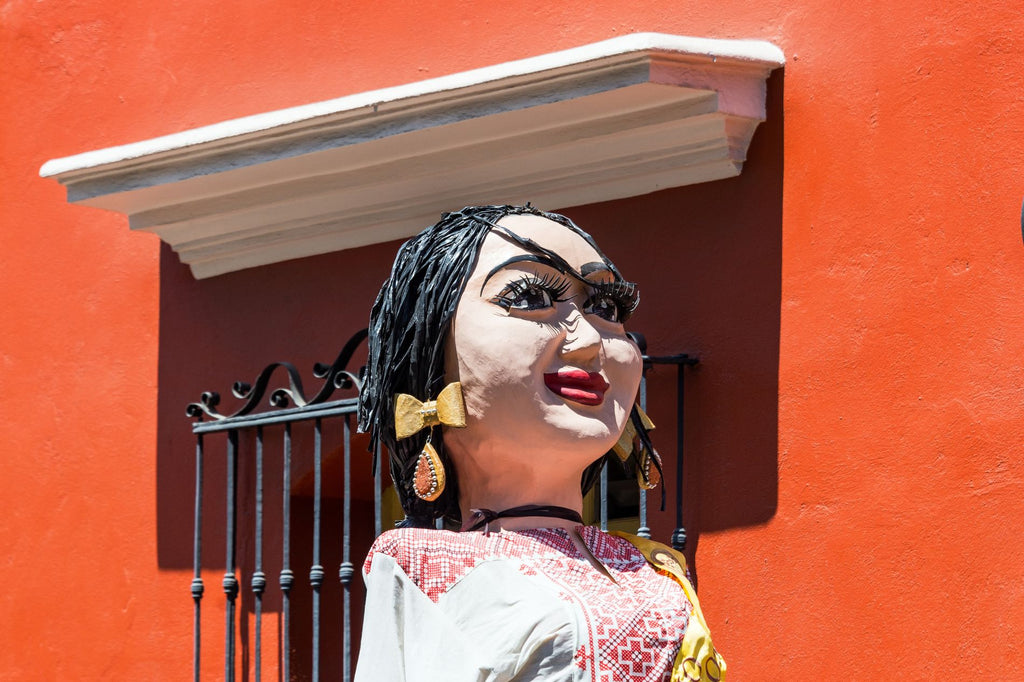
[
  {"left": 492, "top": 273, "right": 572, "bottom": 309},
  {"left": 586, "top": 280, "right": 640, "bottom": 321}
]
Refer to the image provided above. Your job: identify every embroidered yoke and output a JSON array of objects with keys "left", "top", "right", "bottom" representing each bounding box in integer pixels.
[{"left": 354, "top": 526, "right": 695, "bottom": 682}]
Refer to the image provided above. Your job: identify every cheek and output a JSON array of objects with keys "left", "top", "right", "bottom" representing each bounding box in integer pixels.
[
  {"left": 449, "top": 308, "right": 559, "bottom": 391},
  {"left": 604, "top": 338, "right": 643, "bottom": 401}
]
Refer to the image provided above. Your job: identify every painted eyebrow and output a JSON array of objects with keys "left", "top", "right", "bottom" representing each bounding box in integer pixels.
[
  {"left": 469, "top": 217, "right": 627, "bottom": 294},
  {"left": 481, "top": 254, "right": 570, "bottom": 293},
  {"left": 580, "top": 261, "right": 612, "bottom": 279}
]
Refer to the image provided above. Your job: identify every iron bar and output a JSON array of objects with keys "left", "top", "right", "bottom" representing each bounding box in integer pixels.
[
  {"left": 280, "top": 423, "right": 293, "bottom": 682},
  {"left": 193, "top": 398, "right": 359, "bottom": 435},
  {"left": 599, "top": 464, "right": 609, "bottom": 531},
  {"left": 637, "top": 373, "right": 650, "bottom": 539},
  {"left": 223, "top": 430, "right": 239, "bottom": 682},
  {"left": 310, "top": 418, "right": 324, "bottom": 681},
  {"left": 340, "top": 414, "right": 354, "bottom": 682},
  {"left": 252, "top": 427, "right": 266, "bottom": 682},
  {"left": 640, "top": 351, "right": 698, "bottom": 551},
  {"left": 192, "top": 430, "right": 205, "bottom": 682},
  {"left": 672, "top": 363, "right": 687, "bottom": 551}
]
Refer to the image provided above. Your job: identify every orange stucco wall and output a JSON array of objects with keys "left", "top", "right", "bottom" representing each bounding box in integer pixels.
[{"left": 3, "top": 1, "right": 1023, "bottom": 679}]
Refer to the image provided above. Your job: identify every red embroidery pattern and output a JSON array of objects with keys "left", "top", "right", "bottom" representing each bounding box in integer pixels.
[{"left": 364, "top": 526, "right": 691, "bottom": 681}]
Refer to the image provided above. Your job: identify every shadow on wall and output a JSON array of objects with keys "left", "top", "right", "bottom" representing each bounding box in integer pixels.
[
  {"left": 562, "top": 68, "right": 785, "bottom": 569},
  {"left": 152, "top": 70, "right": 782, "bottom": 672},
  {"left": 153, "top": 234, "right": 398, "bottom": 677},
  {"left": 153, "top": 69, "right": 784, "bottom": 581}
]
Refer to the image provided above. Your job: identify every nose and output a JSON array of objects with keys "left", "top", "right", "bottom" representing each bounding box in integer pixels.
[{"left": 560, "top": 308, "right": 602, "bottom": 364}]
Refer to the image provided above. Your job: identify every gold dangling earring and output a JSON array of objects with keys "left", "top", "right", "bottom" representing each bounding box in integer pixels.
[
  {"left": 630, "top": 405, "right": 660, "bottom": 490},
  {"left": 413, "top": 435, "right": 446, "bottom": 501},
  {"left": 637, "top": 447, "right": 662, "bottom": 490}
]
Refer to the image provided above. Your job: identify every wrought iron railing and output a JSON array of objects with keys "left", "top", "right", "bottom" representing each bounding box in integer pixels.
[{"left": 185, "top": 329, "right": 695, "bottom": 681}]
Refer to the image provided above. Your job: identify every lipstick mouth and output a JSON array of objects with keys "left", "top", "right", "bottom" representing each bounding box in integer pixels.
[{"left": 543, "top": 370, "right": 609, "bottom": 406}]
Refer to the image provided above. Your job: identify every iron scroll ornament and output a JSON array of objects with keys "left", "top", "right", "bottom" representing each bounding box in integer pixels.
[{"left": 186, "top": 329, "right": 369, "bottom": 420}]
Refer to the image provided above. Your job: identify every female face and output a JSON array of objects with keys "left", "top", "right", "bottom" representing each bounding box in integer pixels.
[{"left": 443, "top": 214, "right": 642, "bottom": 478}]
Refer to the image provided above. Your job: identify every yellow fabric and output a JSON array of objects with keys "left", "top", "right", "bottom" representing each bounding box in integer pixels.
[
  {"left": 612, "top": 405, "right": 655, "bottom": 462},
  {"left": 637, "top": 405, "right": 656, "bottom": 431},
  {"left": 612, "top": 419, "right": 638, "bottom": 462},
  {"left": 610, "top": 532, "right": 727, "bottom": 682},
  {"left": 393, "top": 382, "right": 467, "bottom": 439}
]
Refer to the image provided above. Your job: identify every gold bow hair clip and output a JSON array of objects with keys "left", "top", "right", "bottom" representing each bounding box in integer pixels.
[{"left": 393, "top": 382, "right": 467, "bottom": 440}]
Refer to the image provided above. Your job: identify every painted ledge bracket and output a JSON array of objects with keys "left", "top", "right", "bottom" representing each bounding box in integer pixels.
[{"left": 40, "top": 33, "right": 784, "bottom": 279}]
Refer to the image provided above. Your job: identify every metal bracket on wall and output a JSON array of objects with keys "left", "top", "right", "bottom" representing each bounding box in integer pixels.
[{"left": 630, "top": 332, "right": 700, "bottom": 551}]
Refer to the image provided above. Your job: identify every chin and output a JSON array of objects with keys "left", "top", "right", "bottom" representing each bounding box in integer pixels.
[{"left": 542, "top": 410, "right": 622, "bottom": 451}]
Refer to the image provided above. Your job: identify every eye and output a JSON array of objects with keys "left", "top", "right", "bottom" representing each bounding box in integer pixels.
[
  {"left": 583, "top": 293, "right": 623, "bottom": 322},
  {"left": 583, "top": 281, "right": 639, "bottom": 323},
  {"left": 492, "top": 273, "right": 571, "bottom": 312},
  {"left": 505, "top": 282, "right": 553, "bottom": 310}
]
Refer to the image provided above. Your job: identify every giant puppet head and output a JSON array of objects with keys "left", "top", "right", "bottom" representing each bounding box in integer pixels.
[{"left": 358, "top": 205, "right": 658, "bottom": 527}]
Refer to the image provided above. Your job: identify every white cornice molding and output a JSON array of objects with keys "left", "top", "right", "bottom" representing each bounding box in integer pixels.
[{"left": 41, "top": 33, "right": 784, "bottom": 279}]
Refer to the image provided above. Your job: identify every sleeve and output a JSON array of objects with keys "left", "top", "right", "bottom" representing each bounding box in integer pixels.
[{"left": 353, "top": 551, "right": 495, "bottom": 682}]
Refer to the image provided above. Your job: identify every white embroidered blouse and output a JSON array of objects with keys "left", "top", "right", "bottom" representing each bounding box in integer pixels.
[{"left": 353, "top": 525, "right": 693, "bottom": 682}]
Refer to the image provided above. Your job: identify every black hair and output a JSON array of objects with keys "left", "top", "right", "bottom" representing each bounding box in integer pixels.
[{"left": 357, "top": 204, "right": 657, "bottom": 527}]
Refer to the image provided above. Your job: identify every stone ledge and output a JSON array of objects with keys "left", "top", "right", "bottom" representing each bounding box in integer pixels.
[{"left": 41, "top": 33, "right": 784, "bottom": 279}]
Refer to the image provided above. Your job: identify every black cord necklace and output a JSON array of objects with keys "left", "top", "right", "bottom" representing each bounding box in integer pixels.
[
  {"left": 461, "top": 504, "right": 583, "bottom": 533},
  {"left": 462, "top": 505, "right": 618, "bottom": 583}
]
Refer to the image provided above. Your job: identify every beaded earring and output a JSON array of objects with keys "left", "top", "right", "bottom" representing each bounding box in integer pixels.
[{"left": 413, "top": 437, "right": 446, "bottom": 501}]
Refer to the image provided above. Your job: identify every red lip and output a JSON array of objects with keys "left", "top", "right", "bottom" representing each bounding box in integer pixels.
[{"left": 543, "top": 369, "right": 610, "bottom": 406}]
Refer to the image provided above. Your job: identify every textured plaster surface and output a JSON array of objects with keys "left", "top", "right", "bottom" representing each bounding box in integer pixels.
[{"left": 2, "top": 0, "right": 1024, "bottom": 679}]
